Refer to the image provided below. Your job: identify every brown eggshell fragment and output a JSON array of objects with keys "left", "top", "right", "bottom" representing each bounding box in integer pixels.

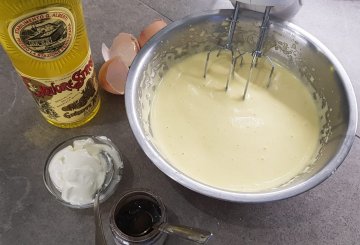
[
  {"left": 109, "top": 33, "right": 140, "bottom": 67},
  {"left": 98, "top": 57, "right": 129, "bottom": 95},
  {"left": 138, "top": 19, "right": 167, "bottom": 48},
  {"left": 99, "top": 59, "right": 114, "bottom": 93}
]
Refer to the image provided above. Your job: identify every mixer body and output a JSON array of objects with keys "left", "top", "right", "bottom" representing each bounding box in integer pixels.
[{"left": 232, "top": 0, "right": 302, "bottom": 19}]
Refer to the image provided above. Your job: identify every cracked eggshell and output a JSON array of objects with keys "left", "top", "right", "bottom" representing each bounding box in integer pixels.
[
  {"left": 109, "top": 33, "right": 140, "bottom": 67},
  {"left": 101, "top": 43, "right": 110, "bottom": 62},
  {"left": 138, "top": 19, "right": 167, "bottom": 48},
  {"left": 98, "top": 56, "right": 128, "bottom": 95}
]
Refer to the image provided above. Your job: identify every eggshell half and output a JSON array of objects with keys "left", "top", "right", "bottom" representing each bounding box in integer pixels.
[
  {"left": 138, "top": 19, "right": 167, "bottom": 48},
  {"left": 98, "top": 57, "right": 129, "bottom": 95},
  {"left": 108, "top": 33, "right": 140, "bottom": 67}
]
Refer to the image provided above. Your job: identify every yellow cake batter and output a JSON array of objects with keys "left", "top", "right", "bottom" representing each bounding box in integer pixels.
[{"left": 150, "top": 52, "right": 320, "bottom": 192}]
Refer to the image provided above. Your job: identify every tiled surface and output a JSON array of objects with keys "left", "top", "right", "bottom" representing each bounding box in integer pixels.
[{"left": 0, "top": 0, "right": 359, "bottom": 244}]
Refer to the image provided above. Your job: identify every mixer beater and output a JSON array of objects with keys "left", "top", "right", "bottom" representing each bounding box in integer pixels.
[
  {"left": 204, "top": 0, "right": 298, "bottom": 100},
  {"left": 243, "top": 5, "right": 274, "bottom": 100},
  {"left": 203, "top": 1, "right": 244, "bottom": 91}
]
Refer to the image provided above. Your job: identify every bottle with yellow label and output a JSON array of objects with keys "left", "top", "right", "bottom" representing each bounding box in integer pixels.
[{"left": 0, "top": 0, "right": 100, "bottom": 128}]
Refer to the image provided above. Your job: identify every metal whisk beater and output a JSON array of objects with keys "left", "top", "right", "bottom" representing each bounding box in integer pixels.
[
  {"left": 203, "top": 1, "right": 243, "bottom": 89},
  {"left": 203, "top": 2, "right": 275, "bottom": 100},
  {"left": 242, "top": 6, "right": 275, "bottom": 99}
]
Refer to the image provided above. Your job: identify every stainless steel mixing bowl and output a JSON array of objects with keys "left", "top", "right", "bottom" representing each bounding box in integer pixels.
[{"left": 125, "top": 9, "right": 358, "bottom": 202}]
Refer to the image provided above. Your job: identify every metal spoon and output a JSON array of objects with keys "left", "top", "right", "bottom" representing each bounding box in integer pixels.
[
  {"left": 134, "top": 210, "right": 212, "bottom": 244},
  {"left": 157, "top": 223, "right": 212, "bottom": 244},
  {"left": 94, "top": 151, "right": 115, "bottom": 245}
]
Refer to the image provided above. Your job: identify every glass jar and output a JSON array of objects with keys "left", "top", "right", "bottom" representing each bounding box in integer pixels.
[{"left": 110, "top": 189, "right": 168, "bottom": 245}]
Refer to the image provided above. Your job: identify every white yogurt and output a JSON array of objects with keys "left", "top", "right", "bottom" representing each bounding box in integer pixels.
[{"left": 49, "top": 137, "right": 117, "bottom": 205}]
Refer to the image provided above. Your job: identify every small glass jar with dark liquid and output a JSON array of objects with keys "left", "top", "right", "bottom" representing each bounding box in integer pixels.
[{"left": 110, "top": 190, "right": 167, "bottom": 245}]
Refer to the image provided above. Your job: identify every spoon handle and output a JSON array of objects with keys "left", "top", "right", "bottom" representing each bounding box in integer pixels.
[
  {"left": 158, "top": 223, "right": 212, "bottom": 244},
  {"left": 94, "top": 192, "right": 107, "bottom": 245}
]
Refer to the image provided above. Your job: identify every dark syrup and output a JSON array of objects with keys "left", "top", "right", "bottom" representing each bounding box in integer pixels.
[{"left": 115, "top": 198, "right": 162, "bottom": 237}]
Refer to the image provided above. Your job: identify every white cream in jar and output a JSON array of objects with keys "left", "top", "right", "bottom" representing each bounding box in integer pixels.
[
  {"left": 49, "top": 137, "right": 119, "bottom": 205},
  {"left": 150, "top": 52, "right": 320, "bottom": 192}
]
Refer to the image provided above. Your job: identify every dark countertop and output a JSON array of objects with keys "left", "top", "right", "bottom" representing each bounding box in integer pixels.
[{"left": 1, "top": 0, "right": 359, "bottom": 244}]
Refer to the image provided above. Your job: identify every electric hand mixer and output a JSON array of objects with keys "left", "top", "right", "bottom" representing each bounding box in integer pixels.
[{"left": 203, "top": 0, "right": 302, "bottom": 99}]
